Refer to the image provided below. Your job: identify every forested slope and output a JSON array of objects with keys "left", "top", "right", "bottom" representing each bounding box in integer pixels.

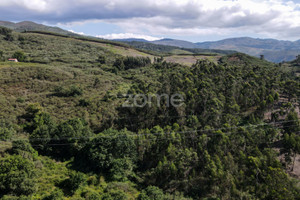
[{"left": 0, "top": 27, "right": 300, "bottom": 199}]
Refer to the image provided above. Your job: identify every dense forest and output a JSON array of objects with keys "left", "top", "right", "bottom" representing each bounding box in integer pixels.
[{"left": 0, "top": 27, "right": 300, "bottom": 199}]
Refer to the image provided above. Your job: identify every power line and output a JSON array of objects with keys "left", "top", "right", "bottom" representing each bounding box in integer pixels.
[
  {"left": 27, "top": 130, "right": 300, "bottom": 147},
  {"left": 1, "top": 119, "right": 298, "bottom": 144}
]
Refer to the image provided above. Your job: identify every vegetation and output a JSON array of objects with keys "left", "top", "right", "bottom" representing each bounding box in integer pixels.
[
  {"left": 12, "top": 51, "right": 27, "bottom": 62},
  {"left": 124, "top": 41, "right": 236, "bottom": 56},
  {"left": 0, "top": 28, "right": 299, "bottom": 199}
]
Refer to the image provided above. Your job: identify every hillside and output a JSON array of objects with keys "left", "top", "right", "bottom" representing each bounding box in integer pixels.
[
  {"left": 119, "top": 37, "right": 300, "bottom": 63},
  {"left": 0, "top": 28, "right": 300, "bottom": 199},
  {"left": 0, "top": 27, "right": 227, "bottom": 67},
  {"left": 3, "top": 21, "right": 299, "bottom": 63},
  {"left": 0, "top": 21, "right": 76, "bottom": 36},
  {"left": 119, "top": 39, "right": 236, "bottom": 56},
  {"left": 151, "top": 38, "right": 199, "bottom": 48},
  {"left": 196, "top": 37, "right": 300, "bottom": 63}
]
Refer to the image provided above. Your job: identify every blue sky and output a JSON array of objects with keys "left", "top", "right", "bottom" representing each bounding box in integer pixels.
[{"left": 1, "top": 0, "right": 300, "bottom": 42}]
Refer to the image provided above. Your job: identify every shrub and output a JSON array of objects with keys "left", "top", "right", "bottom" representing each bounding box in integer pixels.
[
  {"left": 59, "top": 171, "right": 86, "bottom": 195},
  {"left": 0, "top": 27, "right": 14, "bottom": 41},
  {"left": 0, "top": 27, "right": 12, "bottom": 36},
  {"left": 0, "top": 50, "right": 4, "bottom": 61},
  {"left": 12, "top": 51, "right": 26, "bottom": 62},
  {"left": 11, "top": 140, "right": 39, "bottom": 161},
  {"left": 54, "top": 85, "right": 83, "bottom": 97},
  {"left": 137, "top": 186, "right": 164, "bottom": 200},
  {"left": 43, "top": 189, "right": 64, "bottom": 200},
  {"left": 0, "top": 127, "right": 15, "bottom": 140},
  {"left": 97, "top": 55, "right": 106, "bottom": 64},
  {"left": 78, "top": 98, "right": 90, "bottom": 107},
  {"left": 0, "top": 155, "right": 36, "bottom": 196},
  {"left": 76, "top": 129, "right": 137, "bottom": 179},
  {"left": 113, "top": 56, "right": 151, "bottom": 71}
]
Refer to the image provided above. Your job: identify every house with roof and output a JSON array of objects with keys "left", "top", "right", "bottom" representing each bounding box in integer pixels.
[{"left": 8, "top": 58, "right": 18, "bottom": 62}]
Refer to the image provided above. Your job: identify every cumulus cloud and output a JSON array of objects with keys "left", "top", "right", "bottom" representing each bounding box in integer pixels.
[
  {"left": 68, "top": 30, "right": 85, "bottom": 35},
  {"left": 0, "top": 0, "right": 300, "bottom": 40},
  {"left": 97, "top": 33, "right": 162, "bottom": 41}
]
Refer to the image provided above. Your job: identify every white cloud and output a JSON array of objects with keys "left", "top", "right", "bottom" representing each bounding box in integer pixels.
[
  {"left": 1, "top": 0, "right": 300, "bottom": 40},
  {"left": 0, "top": 0, "right": 48, "bottom": 11},
  {"left": 68, "top": 30, "right": 85, "bottom": 35},
  {"left": 96, "top": 33, "right": 162, "bottom": 41}
]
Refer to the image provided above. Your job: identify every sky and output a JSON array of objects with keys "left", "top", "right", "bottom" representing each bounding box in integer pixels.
[{"left": 1, "top": 0, "right": 300, "bottom": 42}]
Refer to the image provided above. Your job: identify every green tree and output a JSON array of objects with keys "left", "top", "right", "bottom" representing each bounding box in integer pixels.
[
  {"left": 138, "top": 186, "right": 164, "bottom": 200},
  {"left": 0, "top": 155, "right": 36, "bottom": 196},
  {"left": 12, "top": 51, "right": 26, "bottom": 62},
  {"left": 109, "top": 158, "right": 135, "bottom": 181},
  {"left": 43, "top": 189, "right": 64, "bottom": 200},
  {"left": 283, "top": 133, "right": 300, "bottom": 171},
  {"left": 51, "top": 118, "right": 93, "bottom": 158},
  {"left": 93, "top": 77, "right": 100, "bottom": 88},
  {"left": 0, "top": 50, "right": 4, "bottom": 61},
  {"left": 0, "top": 126, "right": 15, "bottom": 140},
  {"left": 11, "top": 140, "right": 39, "bottom": 161},
  {"left": 97, "top": 55, "right": 106, "bottom": 64},
  {"left": 77, "top": 129, "right": 137, "bottom": 179},
  {"left": 0, "top": 27, "right": 14, "bottom": 41},
  {"left": 283, "top": 111, "right": 300, "bottom": 134},
  {"left": 113, "top": 58, "right": 125, "bottom": 71},
  {"left": 59, "top": 171, "right": 86, "bottom": 195}
]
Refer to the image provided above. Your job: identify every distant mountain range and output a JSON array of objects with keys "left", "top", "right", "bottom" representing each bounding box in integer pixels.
[
  {"left": 151, "top": 38, "right": 199, "bottom": 49},
  {"left": 195, "top": 37, "right": 300, "bottom": 63},
  {"left": 117, "top": 37, "right": 300, "bottom": 63},
  {"left": 0, "top": 21, "right": 299, "bottom": 63}
]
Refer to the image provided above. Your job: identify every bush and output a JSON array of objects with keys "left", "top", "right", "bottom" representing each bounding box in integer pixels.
[
  {"left": 78, "top": 98, "right": 90, "bottom": 107},
  {"left": 1, "top": 195, "right": 31, "bottom": 200},
  {"left": 113, "top": 56, "right": 151, "bottom": 71},
  {"left": 0, "top": 127, "right": 15, "bottom": 140},
  {"left": 101, "top": 189, "right": 129, "bottom": 200},
  {"left": 97, "top": 55, "right": 106, "bottom": 64},
  {"left": 12, "top": 51, "right": 26, "bottom": 62},
  {"left": 0, "top": 155, "right": 36, "bottom": 196},
  {"left": 0, "top": 27, "right": 14, "bottom": 41},
  {"left": 81, "top": 190, "right": 102, "bottom": 200},
  {"left": 54, "top": 85, "right": 83, "bottom": 97},
  {"left": 43, "top": 189, "right": 64, "bottom": 200},
  {"left": 137, "top": 186, "right": 164, "bottom": 200},
  {"left": 76, "top": 129, "right": 137, "bottom": 178},
  {"left": 123, "top": 56, "right": 151, "bottom": 70},
  {"left": 109, "top": 158, "right": 135, "bottom": 181},
  {"left": 59, "top": 171, "right": 86, "bottom": 195},
  {"left": 16, "top": 97, "right": 26, "bottom": 103},
  {"left": 0, "top": 50, "right": 4, "bottom": 61},
  {"left": 0, "top": 27, "right": 12, "bottom": 36},
  {"left": 11, "top": 140, "right": 39, "bottom": 161}
]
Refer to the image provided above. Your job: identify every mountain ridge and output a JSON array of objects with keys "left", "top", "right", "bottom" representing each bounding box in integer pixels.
[
  {"left": 0, "top": 20, "right": 77, "bottom": 36},
  {"left": 1, "top": 20, "right": 300, "bottom": 63},
  {"left": 117, "top": 37, "right": 300, "bottom": 63}
]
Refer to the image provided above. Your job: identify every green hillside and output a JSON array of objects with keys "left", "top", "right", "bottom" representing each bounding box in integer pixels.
[
  {"left": 122, "top": 40, "right": 236, "bottom": 56},
  {"left": 0, "top": 21, "right": 76, "bottom": 36},
  {"left": 0, "top": 27, "right": 300, "bottom": 199}
]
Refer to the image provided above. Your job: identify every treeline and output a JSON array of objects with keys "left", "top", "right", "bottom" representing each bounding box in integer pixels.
[
  {"left": 124, "top": 41, "right": 236, "bottom": 55},
  {"left": 117, "top": 58, "right": 284, "bottom": 131},
  {"left": 113, "top": 56, "right": 151, "bottom": 71}
]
